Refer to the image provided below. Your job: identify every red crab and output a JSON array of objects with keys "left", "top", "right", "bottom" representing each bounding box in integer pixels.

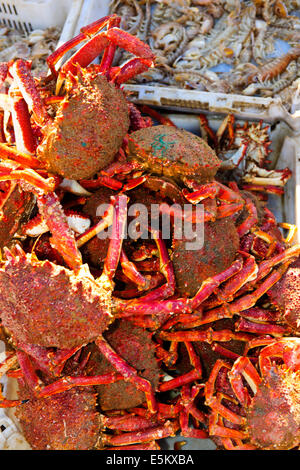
[
  {"left": 0, "top": 14, "right": 155, "bottom": 183},
  {"left": 204, "top": 337, "right": 300, "bottom": 450},
  {"left": 13, "top": 356, "right": 177, "bottom": 450},
  {"left": 0, "top": 180, "right": 34, "bottom": 249},
  {"left": 267, "top": 257, "right": 300, "bottom": 333}
]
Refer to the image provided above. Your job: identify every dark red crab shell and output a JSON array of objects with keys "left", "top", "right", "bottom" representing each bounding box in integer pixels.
[
  {"left": 267, "top": 258, "right": 300, "bottom": 332},
  {"left": 0, "top": 252, "right": 112, "bottom": 349},
  {"left": 84, "top": 319, "right": 161, "bottom": 410},
  {"left": 172, "top": 217, "right": 240, "bottom": 297},
  {"left": 16, "top": 380, "right": 101, "bottom": 450},
  {"left": 246, "top": 365, "right": 300, "bottom": 450},
  {"left": 0, "top": 182, "right": 34, "bottom": 250}
]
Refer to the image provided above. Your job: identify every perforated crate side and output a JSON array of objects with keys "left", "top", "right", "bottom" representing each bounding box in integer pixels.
[{"left": 0, "top": 0, "right": 73, "bottom": 33}]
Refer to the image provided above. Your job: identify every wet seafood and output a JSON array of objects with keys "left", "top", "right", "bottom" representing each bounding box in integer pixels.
[
  {"left": 108, "top": 0, "right": 300, "bottom": 107},
  {"left": 0, "top": 14, "right": 299, "bottom": 451}
]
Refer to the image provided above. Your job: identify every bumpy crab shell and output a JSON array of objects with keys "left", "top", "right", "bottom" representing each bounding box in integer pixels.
[
  {"left": 37, "top": 72, "right": 130, "bottom": 180},
  {"left": 172, "top": 218, "right": 240, "bottom": 297},
  {"left": 84, "top": 320, "right": 160, "bottom": 410},
  {"left": 246, "top": 366, "right": 300, "bottom": 450},
  {"left": 16, "top": 382, "right": 100, "bottom": 450},
  {"left": 0, "top": 182, "right": 34, "bottom": 250},
  {"left": 267, "top": 258, "right": 300, "bottom": 331},
  {"left": 128, "top": 125, "right": 221, "bottom": 183},
  {"left": 0, "top": 253, "right": 113, "bottom": 349}
]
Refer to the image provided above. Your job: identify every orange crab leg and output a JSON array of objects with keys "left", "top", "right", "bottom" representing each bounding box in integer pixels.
[
  {"left": 236, "top": 198, "right": 258, "bottom": 237},
  {"left": 47, "top": 15, "right": 114, "bottom": 76},
  {"left": 205, "top": 359, "right": 231, "bottom": 403},
  {"left": 8, "top": 84, "right": 36, "bottom": 154},
  {"left": 9, "top": 60, "right": 48, "bottom": 125},
  {"left": 198, "top": 114, "right": 218, "bottom": 147},
  {"left": 0, "top": 142, "right": 43, "bottom": 169},
  {"left": 235, "top": 317, "right": 288, "bottom": 337},
  {"left": 228, "top": 356, "right": 262, "bottom": 407},
  {"left": 98, "top": 15, "right": 121, "bottom": 74},
  {"left": 37, "top": 373, "right": 124, "bottom": 398},
  {"left": 139, "top": 105, "right": 177, "bottom": 127},
  {"left": 101, "top": 194, "right": 128, "bottom": 281},
  {"left": 36, "top": 192, "right": 83, "bottom": 270},
  {"left": 104, "top": 420, "right": 178, "bottom": 446},
  {"left": 258, "top": 338, "right": 300, "bottom": 374},
  {"left": 158, "top": 369, "right": 202, "bottom": 392},
  {"left": 105, "top": 27, "right": 155, "bottom": 61},
  {"left": 256, "top": 244, "right": 300, "bottom": 281},
  {"left": 0, "top": 165, "right": 55, "bottom": 193},
  {"left": 113, "top": 58, "right": 154, "bottom": 85},
  {"left": 120, "top": 249, "right": 148, "bottom": 287}
]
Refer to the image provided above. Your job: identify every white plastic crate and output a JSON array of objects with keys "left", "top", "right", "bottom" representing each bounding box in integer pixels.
[{"left": 0, "top": 0, "right": 83, "bottom": 42}]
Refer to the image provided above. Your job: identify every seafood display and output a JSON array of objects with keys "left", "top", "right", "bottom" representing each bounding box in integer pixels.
[
  {"left": 0, "top": 13, "right": 299, "bottom": 451},
  {"left": 109, "top": 0, "right": 300, "bottom": 108},
  {"left": 0, "top": 26, "right": 62, "bottom": 77}
]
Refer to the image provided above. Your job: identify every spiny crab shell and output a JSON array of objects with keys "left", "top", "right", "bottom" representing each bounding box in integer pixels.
[
  {"left": 16, "top": 382, "right": 100, "bottom": 450},
  {"left": 84, "top": 319, "right": 161, "bottom": 411},
  {"left": 128, "top": 124, "right": 220, "bottom": 183},
  {"left": 0, "top": 182, "right": 34, "bottom": 250},
  {"left": 37, "top": 71, "right": 130, "bottom": 180},
  {"left": 267, "top": 258, "right": 300, "bottom": 332},
  {"left": 0, "top": 252, "right": 113, "bottom": 349},
  {"left": 246, "top": 365, "right": 300, "bottom": 450},
  {"left": 172, "top": 217, "right": 240, "bottom": 297}
]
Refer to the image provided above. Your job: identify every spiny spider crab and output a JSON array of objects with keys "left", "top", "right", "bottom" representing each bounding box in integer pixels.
[
  {"left": 7, "top": 318, "right": 176, "bottom": 450},
  {"left": 0, "top": 14, "right": 154, "bottom": 180},
  {"left": 204, "top": 337, "right": 300, "bottom": 450}
]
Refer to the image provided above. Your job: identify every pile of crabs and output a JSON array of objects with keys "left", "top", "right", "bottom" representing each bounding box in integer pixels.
[{"left": 0, "top": 15, "right": 299, "bottom": 451}]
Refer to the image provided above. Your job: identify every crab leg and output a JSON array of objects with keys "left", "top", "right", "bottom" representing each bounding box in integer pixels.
[
  {"left": 47, "top": 15, "right": 114, "bottom": 76},
  {"left": 120, "top": 249, "right": 148, "bottom": 287},
  {"left": 101, "top": 194, "right": 127, "bottom": 282},
  {"left": 139, "top": 105, "right": 177, "bottom": 127},
  {"left": 113, "top": 58, "right": 154, "bottom": 86},
  {"left": 8, "top": 84, "right": 36, "bottom": 154},
  {"left": 0, "top": 164, "right": 55, "bottom": 193},
  {"left": 214, "top": 254, "right": 258, "bottom": 304},
  {"left": 9, "top": 60, "right": 48, "bottom": 125},
  {"left": 37, "top": 373, "right": 124, "bottom": 398},
  {"left": 159, "top": 369, "right": 202, "bottom": 392},
  {"left": 103, "top": 420, "right": 178, "bottom": 447},
  {"left": 191, "top": 257, "right": 243, "bottom": 310},
  {"left": 237, "top": 198, "right": 258, "bottom": 237},
  {"left": 235, "top": 318, "right": 288, "bottom": 337},
  {"left": 76, "top": 197, "right": 115, "bottom": 248},
  {"left": 0, "top": 142, "right": 43, "bottom": 169},
  {"left": 159, "top": 328, "right": 244, "bottom": 344},
  {"left": 258, "top": 338, "right": 300, "bottom": 374},
  {"left": 256, "top": 244, "right": 300, "bottom": 281},
  {"left": 95, "top": 336, "right": 158, "bottom": 414},
  {"left": 105, "top": 27, "right": 155, "bottom": 61},
  {"left": 228, "top": 356, "right": 262, "bottom": 407},
  {"left": 102, "top": 414, "right": 158, "bottom": 432},
  {"left": 98, "top": 15, "right": 121, "bottom": 74},
  {"left": 36, "top": 192, "right": 83, "bottom": 270},
  {"left": 137, "top": 230, "right": 175, "bottom": 301},
  {"left": 17, "top": 341, "right": 83, "bottom": 377},
  {"left": 179, "top": 385, "right": 208, "bottom": 439}
]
